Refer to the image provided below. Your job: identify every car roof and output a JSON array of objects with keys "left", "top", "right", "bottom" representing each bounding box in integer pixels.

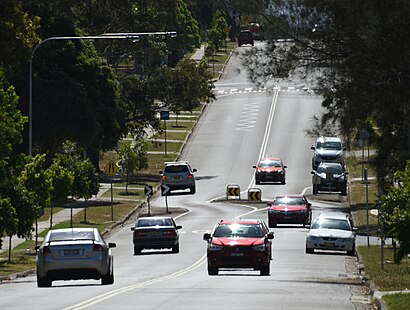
[
  {"left": 218, "top": 219, "right": 262, "bottom": 225},
  {"left": 316, "top": 136, "right": 342, "bottom": 142},
  {"left": 275, "top": 194, "right": 304, "bottom": 199},
  {"left": 50, "top": 228, "right": 96, "bottom": 233},
  {"left": 315, "top": 212, "right": 351, "bottom": 220}
]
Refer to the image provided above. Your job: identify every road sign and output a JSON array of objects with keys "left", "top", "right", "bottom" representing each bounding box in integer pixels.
[
  {"left": 144, "top": 185, "right": 153, "bottom": 196},
  {"left": 160, "top": 110, "right": 170, "bottom": 120},
  {"left": 161, "top": 184, "right": 170, "bottom": 196},
  {"left": 248, "top": 188, "right": 261, "bottom": 201},
  {"left": 104, "top": 160, "right": 119, "bottom": 176}
]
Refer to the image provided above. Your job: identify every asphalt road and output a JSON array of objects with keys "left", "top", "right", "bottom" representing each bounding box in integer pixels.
[{"left": 0, "top": 43, "right": 372, "bottom": 309}]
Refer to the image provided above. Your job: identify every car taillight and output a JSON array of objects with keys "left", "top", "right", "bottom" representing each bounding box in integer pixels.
[
  {"left": 134, "top": 231, "right": 146, "bottom": 237},
  {"left": 188, "top": 174, "right": 193, "bottom": 179},
  {"left": 42, "top": 246, "right": 50, "bottom": 254},
  {"left": 163, "top": 230, "right": 176, "bottom": 236},
  {"left": 93, "top": 244, "right": 103, "bottom": 252},
  {"left": 161, "top": 175, "right": 167, "bottom": 180}
]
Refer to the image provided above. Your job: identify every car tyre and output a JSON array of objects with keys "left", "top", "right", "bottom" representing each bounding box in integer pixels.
[
  {"left": 207, "top": 265, "right": 218, "bottom": 276},
  {"left": 305, "top": 246, "right": 314, "bottom": 254},
  {"left": 281, "top": 177, "right": 286, "bottom": 185},
  {"left": 341, "top": 187, "right": 347, "bottom": 196},
  {"left": 134, "top": 246, "right": 142, "bottom": 255},
  {"left": 347, "top": 243, "right": 356, "bottom": 256},
  {"left": 312, "top": 184, "right": 318, "bottom": 195},
  {"left": 260, "top": 263, "right": 270, "bottom": 276},
  {"left": 190, "top": 186, "right": 196, "bottom": 194},
  {"left": 101, "top": 269, "right": 114, "bottom": 285},
  {"left": 172, "top": 244, "right": 179, "bottom": 253},
  {"left": 37, "top": 275, "right": 52, "bottom": 288}
]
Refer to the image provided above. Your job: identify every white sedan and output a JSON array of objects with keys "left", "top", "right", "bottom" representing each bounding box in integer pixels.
[{"left": 305, "top": 212, "right": 357, "bottom": 256}]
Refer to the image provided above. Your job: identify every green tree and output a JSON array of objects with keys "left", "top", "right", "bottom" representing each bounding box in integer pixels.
[
  {"left": 0, "top": 197, "right": 17, "bottom": 254},
  {"left": 379, "top": 161, "right": 410, "bottom": 263},
  {"left": 157, "top": 59, "right": 215, "bottom": 125}
]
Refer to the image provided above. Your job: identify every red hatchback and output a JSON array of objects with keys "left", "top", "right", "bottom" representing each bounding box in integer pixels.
[
  {"left": 267, "top": 195, "right": 312, "bottom": 228},
  {"left": 253, "top": 157, "right": 287, "bottom": 184},
  {"left": 203, "top": 219, "right": 274, "bottom": 276}
]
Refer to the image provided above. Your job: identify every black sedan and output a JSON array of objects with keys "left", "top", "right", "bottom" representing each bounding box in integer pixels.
[
  {"left": 311, "top": 163, "right": 348, "bottom": 195},
  {"left": 131, "top": 216, "right": 182, "bottom": 255}
]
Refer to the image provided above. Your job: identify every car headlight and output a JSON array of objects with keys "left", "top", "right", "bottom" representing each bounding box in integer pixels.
[
  {"left": 269, "top": 209, "right": 279, "bottom": 214},
  {"left": 209, "top": 243, "right": 223, "bottom": 251},
  {"left": 307, "top": 235, "right": 320, "bottom": 241},
  {"left": 252, "top": 244, "right": 266, "bottom": 251}
]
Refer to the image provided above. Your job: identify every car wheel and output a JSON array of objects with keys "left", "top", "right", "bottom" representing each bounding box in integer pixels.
[
  {"left": 134, "top": 246, "right": 142, "bottom": 255},
  {"left": 341, "top": 187, "right": 347, "bottom": 196},
  {"left": 207, "top": 265, "right": 218, "bottom": 276},
  {"left": 312, "top": 184, "right": 318, "bottom": 195},
  {"left": 102, "top": 258, "right": 114, "bottom": 285},
  {"left": 268, "top": 222, "right": 277, "bottom": 228},
  {"left": 190, "top": 186, "right": 196, "bottom": 194},
  {"left": 347, "top": 243, "right": 356, "bottom": 256},
  {"left": 37, "top": 275, "right": 52, "bottom": 288},
  {"left": 260, "top": 263, "right": 270, "bottom": 276},
  {"left": 305, "top": 246, "right": 314, "bottom": 254},
  {"left": 281, "top": 177, "right": 286, "bottom": 185},
  {"left": 172, "top": 244, "right": 179, "bottom": 253}
]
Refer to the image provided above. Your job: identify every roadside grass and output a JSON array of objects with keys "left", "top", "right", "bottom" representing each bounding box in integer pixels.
[
  {"left": 357, "top": 245, "right": 410, "bottom": 291},
  {"left": 153, "top": 130, "right": 189, "bottom": 141},
  {"left": 0, "top": 241, "right": 36, "bottom": 276},
  {"left": 100, "top": 187, "right": 144, "bottom": 199},
  {"left": 383, "top": 293, "right": 410, "bottom": 310},
  {"left": 164, "top": 120, "right": 196, "bottom": 131},
  {"left": 146, "top": 140, "right": 183, "bottom": 153}
]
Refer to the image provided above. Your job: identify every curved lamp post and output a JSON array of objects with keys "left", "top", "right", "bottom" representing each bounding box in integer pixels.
[{"left": 28, "top": 31, "right": 176, "bottom": 156}]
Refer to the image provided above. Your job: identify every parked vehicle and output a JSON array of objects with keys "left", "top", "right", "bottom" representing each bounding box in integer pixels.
[
  {"left": 203, "top": 219, "right": 274, "bottom": 276},
  {"left": 36, "top": 228, "right": 116, "bottom": 287},
  {"left": 237, "top": 30, "right": 254, "bottom": 47},
  {"left": 253, "top": 157, "right": 287, "bottom": 184},
  {"left": 305, "top": 212, "right": 357, "bottom": 256},
  {"left": 159, "top": 161, "right": 197, "bottom": 195},
  {"left": 267, "top": 195, "right": 312, "bottom": 227},
  {"left": 311, "top": 136, "right": 346, "bottom": 170},
  {"left": 311, "top": 162, "right": 348, "bottom": 195},
  {"left": 131, "top": 216, "right": 182, "bottom": 255}
]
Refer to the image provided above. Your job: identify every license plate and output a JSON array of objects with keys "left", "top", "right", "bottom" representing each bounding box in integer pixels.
[
  {"left": 323, "top": 243, "right": 335, "bottom": 247},
  {"left": 231, "top": 253, "right": 244, "bottom": 257},
  {"left": 173, "top": 175, "right": 181, "bottom": 179},
  {"left": 64, "top": 249, "right": 79, "bottom": 255}
]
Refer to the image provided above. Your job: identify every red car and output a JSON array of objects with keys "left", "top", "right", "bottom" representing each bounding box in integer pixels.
[
  {"left": 253, "top": 157, "right": 287, "bottom": 184},
  {"left": 203, "top": 219, "right": 274, "bottom": 276},
  {"left": 267, "top": 195, "right": 312, "bottom": 228}
]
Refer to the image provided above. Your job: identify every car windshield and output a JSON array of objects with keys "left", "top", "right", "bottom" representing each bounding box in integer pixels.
[
  {"left": 273, "top": 197, "right": 305, "bottom": 205},
  {"left": 164, "top": 165, "right": 189, "bottom": 173},
  {"left": 49, "top": 230, "right": 94, "bottom": 241},
  {"left": 317, "top": 141, "right": 342, "bottom": 150},
  {"left": 214, "top": 224, "right": 263, "bottom": 238},
  {"left": 317, "top": 165, "right": 343, "bottom": 174},
  {"left": 311, "top": 218, "right": 351, "bottom": 231},
  {"left": 137, "top": 218, "right": 173, "bottom": 227},
  {"left": 259, "top": 160, "right": 281, "bottom": 168}
]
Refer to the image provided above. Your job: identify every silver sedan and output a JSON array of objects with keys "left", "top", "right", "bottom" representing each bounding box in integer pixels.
[{"left": 36, "top": 227, "right": 116, "bottom": 287}]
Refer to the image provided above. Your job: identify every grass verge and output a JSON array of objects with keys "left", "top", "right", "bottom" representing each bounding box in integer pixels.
[{"left": 383, "top": 293, "right": 410, "bottom": 310}]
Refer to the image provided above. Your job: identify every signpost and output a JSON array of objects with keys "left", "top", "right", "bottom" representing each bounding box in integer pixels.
[
  {"left": 144, "top": 185, "right": 153, "bottom": 216},
  {"left": 161, "top": 184, "right": 171, "bottom": 213},
  {"left": 104, "top": 160, "right": 119, "bottom": 221},
  {"left": 160, "top": 110, "right": 170, "bottom": 156}
]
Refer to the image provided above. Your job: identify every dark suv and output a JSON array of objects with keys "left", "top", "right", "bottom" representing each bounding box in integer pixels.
[
  {"left": 203, "top": 219, "right": 274, "bottom": 276},
  {"left": 238, "top": 30, "right": 254, "bottom": 47},
  {"left": 311, "top": 162, "right": 349, "bottom": 195}
]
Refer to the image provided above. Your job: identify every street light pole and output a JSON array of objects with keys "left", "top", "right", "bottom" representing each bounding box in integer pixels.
[{"left": 28, "top": 32, "right": 176, "bottom": 156}]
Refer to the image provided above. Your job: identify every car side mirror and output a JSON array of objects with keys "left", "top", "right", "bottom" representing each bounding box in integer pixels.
[
  {"left": 267, "top": 202, "right": 272, "bottom": 206},
  {"left": 131, "top": 227, "right": 135, "bottom": 231},
  {"left": 343, "top": 147, "right": 347, "bottom": 151},
  {"left": 311, "top": 171, "right": 315, "bottom": 174},
  {"left": 307, "top": 203, "right": 312, "bottom": 208},
  {"left": 108, "top": 242, "right": 117, "bottom": 248},
  {"left": 311, "top": 145, "right": 315, "bottom": 150},
  {"left": 345, "top": 171, "right": 349, "bottom": 175},
  {"left": 176, "top": 225, "right": 182, "bottom": 230},
  {"left": 253, "top": 165, "right": 257, "bottom": 168},
  {"left": 35, "top": 245, "right": 41, "bottom": 251},
  {"left": 353, "top": 227, "right": 358, "bottom": 232},
  {"left": 203, "top": 233, "right": 211, "bottom": 241},
  {"left": 283, "top": 165, "right": 287, "bottom": 168},
  {"left": 159, "top": 171, "right": 163, "bottom": 174},
  {"left": 192, "top": 169, "right": 197, "bottom": 173},
  {"left": 267, "top": 232, "right": 274, "bottom": 239}
]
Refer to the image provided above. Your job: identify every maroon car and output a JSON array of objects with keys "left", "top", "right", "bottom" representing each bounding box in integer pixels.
[
  {"left": 203, "top": 219, "right": 274, "bottom": 276},
  {"left": 267, "top": 195, "right": 312, "bottom": 228}
]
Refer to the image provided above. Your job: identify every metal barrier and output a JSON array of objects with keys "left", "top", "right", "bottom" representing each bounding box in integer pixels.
[
  {"left": 247, "top": 188, "right": 261, "bottom": 201},
  {"left": 226, "top": 184, "right": 241, "bottom": 200}
]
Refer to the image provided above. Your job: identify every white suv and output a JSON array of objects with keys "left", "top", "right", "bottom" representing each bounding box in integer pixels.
[
  {"left": 311, "top": 137, "right": 346, "bottom": 170},
  {"left": 159, "top": 161, "right": 197, "bottom": 195}
]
